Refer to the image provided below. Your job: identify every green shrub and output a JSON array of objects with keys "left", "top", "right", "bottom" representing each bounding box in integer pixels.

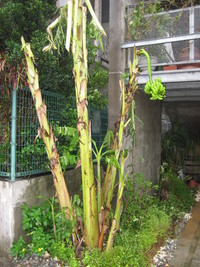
[
  {"left": 10, "top": 236, "right": 28, "bottom": 259},
  {"left": 11, "top": 197, "right": 77, "bottom": 264},
  {"left": 82, "top": 245, "right": 146, "bottom": 267},
  {"left": 82, "top": 205, "right": 170, "bottom": 267},
  {"left": 49, "top": 242, "right": 79, "bottom": 266},
  {"left": 122, "top": 173, "right": 159, "bottom": 229},
  {"left": 159, "top": 164, "right": 195, "bottom": 220},
  {"left": 82, "top": 175, "right": 170, "bottom": 267},
  {"left": 168, "top": 174, "right": 195, "bottom": 210},
  {"left": 137, "top": 205, "right": 170, "bottom": 251}
]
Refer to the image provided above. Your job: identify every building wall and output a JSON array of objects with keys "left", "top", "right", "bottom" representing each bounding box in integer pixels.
[{"left": 132, "top": 91, "right": 162, "bottom": 183}]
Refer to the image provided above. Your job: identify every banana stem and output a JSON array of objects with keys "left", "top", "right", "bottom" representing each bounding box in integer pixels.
[
  {"left": 106, "top": 150, "right": 127, "bottom": 251},
  {"left": 21, "top": 37, "right": 73, "bottom": 220},
  {"left": 139, "top": 49, "right": 152, "bottom": 83},
  {"left": 104, "top": 78, "right": 126, "bottom": 213},
  {"left": 103, "top": 50, "right": 139, "bottom": 225},
  {"left": 97, "top": 156, "right": 101, "bottom": 215},
  {"left": 72, "top": 3, "right": 99, "bottom": 248}
]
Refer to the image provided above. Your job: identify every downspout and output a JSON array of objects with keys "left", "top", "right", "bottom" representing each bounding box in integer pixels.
[{"left": 11, "top": 88, "right": 17, "bottom": 182}]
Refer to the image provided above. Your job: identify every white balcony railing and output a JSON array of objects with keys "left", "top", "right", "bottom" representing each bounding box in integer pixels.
[{"left": 122, "top": 5, "right": 200, "bottom": 73}]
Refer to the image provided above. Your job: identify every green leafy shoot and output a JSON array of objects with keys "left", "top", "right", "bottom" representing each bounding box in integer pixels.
[{"left": 56, "top": 126, "right": 79, "bottom": 170}]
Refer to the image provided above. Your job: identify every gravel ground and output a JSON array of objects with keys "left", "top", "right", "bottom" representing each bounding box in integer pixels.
[
  {"left": 11, "top": 254, "right": 63, "bottom": 267},
  {"left": 153, "top": 212, "right": 192, "bottom": 267}
]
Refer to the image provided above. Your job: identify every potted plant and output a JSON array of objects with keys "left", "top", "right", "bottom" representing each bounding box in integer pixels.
[
  {"left": 177, "top": 46, "right": 200, "bottom": 69},
  {"left": 161, "top": 123, "right": 191, "bottom": 170},
  {"left": 189, "top": 178, "right": 198, "bottom": 189},
  {"left": 163, "top": 65, "right": 177, "bottom": 71}
]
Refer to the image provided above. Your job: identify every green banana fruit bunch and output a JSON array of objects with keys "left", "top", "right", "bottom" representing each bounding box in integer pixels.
[{"left": 144, "top": 78, "right": 166, "bottom": 100}]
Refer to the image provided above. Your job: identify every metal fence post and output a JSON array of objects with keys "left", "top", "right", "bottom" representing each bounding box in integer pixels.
[{"left": 11, "top": 88, "right": 17, "bottom": 181}]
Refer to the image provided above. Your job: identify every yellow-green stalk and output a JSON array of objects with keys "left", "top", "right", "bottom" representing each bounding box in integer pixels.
[
  {"left": 43, "top": 0, "right": 106, "bottom": 249},
  {"left": 72, "top": 3, "right": 99, "bottom": 248},
  {"left": 106, "top": 150, "right": 128, "bottom": 250},
  {"left": 103, "top": 48, "right": 140, "bottom": 225},
  {"left": 21, "top": 37, "right": 73, "bottom": 219},
  {"left": 104, "top": 48, "right": 166, "bottom": 249}
]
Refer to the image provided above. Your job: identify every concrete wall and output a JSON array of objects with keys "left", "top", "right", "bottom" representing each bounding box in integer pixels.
[
  {"left": 0, "top": 175, "right": 54, "bottom": 257},
  {"left": 132, "top": 91, "right": 162, "bottom": 183},
  {"left": 108, "top": 0, "right": 123, "bottom": 129},
  {"left": 0, "top": 168, "right": 82, "bottom": 257}
]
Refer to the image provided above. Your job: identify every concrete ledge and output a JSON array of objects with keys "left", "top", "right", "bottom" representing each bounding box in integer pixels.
[
  {"left": 0, "top": 174, "right": 54, "bottom": 257},
  {"left": 0, "top": 168, "right": 82, "bottom": 258}
]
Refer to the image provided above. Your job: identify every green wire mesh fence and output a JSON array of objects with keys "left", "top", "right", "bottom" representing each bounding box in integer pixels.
[
  {"left": 0, "top": 87, "right": 108, "bottom": 180},
  {"left": 0, "top": 88, "right": 11, "bottom": 177}
]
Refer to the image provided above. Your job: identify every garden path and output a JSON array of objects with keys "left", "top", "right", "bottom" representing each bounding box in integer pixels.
[{"left": 169, "top": 201, "right": 200, "bottom": 267}]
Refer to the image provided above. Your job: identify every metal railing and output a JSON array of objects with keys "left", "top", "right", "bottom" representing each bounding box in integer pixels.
[
  {"left": 0, "top": 87, "right": 108, "bottom": 181},
  {"left": 123, "top": 5, "right": 200, "bottom": 71}
]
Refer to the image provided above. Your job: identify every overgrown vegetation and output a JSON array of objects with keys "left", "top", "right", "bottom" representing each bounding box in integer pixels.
[
  {"left": 21, "top": 0, "right": 165, "bottom": 252},
  {"left": 0, "top": 0, "right": 108, "bottom": 106},
  {"left": 11, "top": 197, "right": 80, "bottom": 266},
  {"left": 8, "top": 2, "right": 168, "bottom": 265},
  {"left": 162, "top": 123, "right": 191, "bottom": 169},
  {"left": 11, "top": 170, "right": 195, "bottom": 266},
  {"left": 7, "top": 0, "right": 197, "bottom": 265},
  {"left": 159, "top": 163, "right": 195, "bottom": 218},
  {"left": 0, "top": 0, "right": 108, "bottom": 176}
]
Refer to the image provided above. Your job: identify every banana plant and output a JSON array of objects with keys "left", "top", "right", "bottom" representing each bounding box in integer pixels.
[
  {"left": 43, "top": 0, "right": 106, "bottom": 249},
  {"left": 102, "top": 48, "right": 166, "bottom": 247},
  {"left": 102, "top": 48, "right": 140, "bottom": 227},
  {"left": 92, "top": 138, "right": 114, "bottom": 216},
  {"left": 106, "top": 149, "right": 128, "bottom": 251},
  {"left": 21, "top": 37, "right": 73, "bottom": 220},
  {"left": 26, "top": 0, "right": 166, "bottom": 251},
  {"left": 139, "top": 49, "right": 166, "bottom": 100}
]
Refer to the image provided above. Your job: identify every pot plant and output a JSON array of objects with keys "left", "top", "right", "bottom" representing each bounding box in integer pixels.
[
  {"left": 161, "top": 123, "right": 191, "bottom": 170},
  {"left": 177, "top": 45, "right": 200, "bottom": 69},
  {"left": 189, "top": 178, "right": 198, "bottom": 189},
  {"left": 126, "top": 0, "right": 175, "bottom": 71}
]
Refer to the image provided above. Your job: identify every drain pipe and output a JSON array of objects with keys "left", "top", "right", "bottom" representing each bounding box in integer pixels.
[{"left": 11, "top": 88, "right": 17, "bottom": 182}]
